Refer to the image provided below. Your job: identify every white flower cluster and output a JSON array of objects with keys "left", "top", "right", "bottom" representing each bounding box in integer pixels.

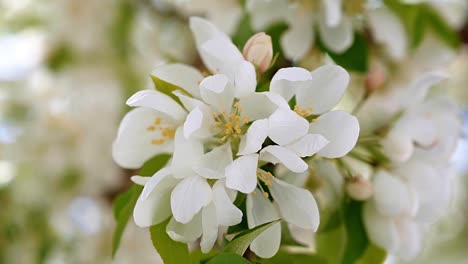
[{"left": 112, "top": 17, "right": 360, "bottom": 257}]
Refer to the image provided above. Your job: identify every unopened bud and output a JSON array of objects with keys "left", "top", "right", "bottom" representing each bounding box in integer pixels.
[
  {"left": 346, "top": 177, "right": 373, "bottom": 201},
  {"left": 365, "top": 66, "right": 386, "bottom": 92},
  {"left": 243, "top": 32, "right": 273, "bottom": 74}
]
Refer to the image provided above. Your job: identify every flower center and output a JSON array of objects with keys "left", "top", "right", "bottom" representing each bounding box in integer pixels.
[
  {"left": 253, "top": 169, "right": 274, "bottom": 198},
  {"left": 212, "top": 102, "right": 249, "bottom": 143},
  {"left": 146, "top": 117, "right": 176, "bottom": 145},
  {"left": 294, "top": 105, "right": 314, "bottom": 117}
]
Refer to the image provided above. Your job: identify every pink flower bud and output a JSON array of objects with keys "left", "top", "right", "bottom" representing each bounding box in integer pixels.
[
  {"left": 243, "top": 32, "right": 273, "bottom": 74},
  {"left": 346, "top": 177, "right": 373, "bottom": 201},
  {"left": 365, "top": 66, "right": 386, "bottom": 92}
]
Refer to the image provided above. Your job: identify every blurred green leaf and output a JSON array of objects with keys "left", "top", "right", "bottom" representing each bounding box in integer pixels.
[
  {"left": 318, "top": 32, "right": 368, "bottom": 72},
  {"left": 224, "top": 220, "right": 281, "bottom": 256},
  {"left": 341, "top": 201, "right": 368, "bottom": 264},
  {"left": 150, "top": 75, "right": 192, "bottom": 106},
  {"left": 356, "top": 244, "right": 387, "bottom": 264},
  {"left": 150, "top": 218, "right": 191, "bottom": 264},
  {"left": 139, "top": 154, "right": 171, "bottom": 176},
  {"left": 112, "top": 184, "right": 143, "bottom": 257},
  {"left": 206, "top": 253, "right": 251, "bottom": 264},
  {"left": 423, "top": 5, "right": 460, "bottom": 49},
  {"left": 259, "top": 250, "right": 327, "bottom": 264},
  {"left": 316, "top": 219, "right": 346, "bottom": 263},
  {"left": 232, "top": 14, "right": 255, "bottom": 48}
]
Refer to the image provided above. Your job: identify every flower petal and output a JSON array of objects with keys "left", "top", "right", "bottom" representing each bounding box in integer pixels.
[
  {"left": 238, "top": 92, "right": 288, "bottom": 121},
  {"left": 141, "top": 167, "right": 172, "bottom": 201},
  {"left": 318, "top": 14, "right": 353, "bottom": 53},
  {"left": 280, "top": 15, "right": 314, "bottom": 61},
  {"left": 201, "top": 203, "right": 219, "bottom": 253},
  {"left": 225, "top": 154, "right": 259, "bottom": 193},
  {"left": 260, "top": 145, "right": 308, "bottom": 173},
  {"left": 112, "top": 108, "right": 174, "bottom": 169},
  {"left": 238, "top": 119, "right": 269, "bottom": 155},
  {"left": 268, "top": 108, "right": 309, "bottom": 145},
  {"left": 397, "top": 220, "right": 422, "bottom": 261},
  {"left": 372, "top": 170, "right": 412, "bottom": 216},
  {"left": 295, "top": 65, "right": 349, "bottom": 114},
  {"left": 201, "top": 37, "right": 244, "bottom": 77},
  {"left": 322, "top": 0, "right": 343, "bottom": 27},
  {"left": 167, "top": 213, "right": 203, "bottom": 243},
  {"left": 234, "top": 61, "right": 257, "bottom": 98},
  {"left": 194, "top": 143, "right": 233, "bottom": 179},
  {"left": 171, "top": 127, "right": 204, "bottom": 179},
  {"left": 213, "top": 180, "right": 243, "bottom": 226},
  {"left": 173, "top": 90, "right": 205, "bottom": 111},
  {"left": 363, "top": 201, "right": 399, "bottom": 253},
  {"left": 171, "top": 176, "right": 212, "bottom": 224},
  {"left": 286, "top": 134, "right": 329, "bottom": 157},
  {"left": 126, "top": 89, "right": 187, "bottom": 122},
  {"left": 246, "top": 0, "right": 290, "bottom": 31},
  {"left": 269, "top": 178, "right": 320, "bottom": 231},
  {"left": 131, "top": 175, "right": 150, "bottom": 186},
  {"left": 308, "top": 110, "right": 360, "bottom": 158},
  {"left": 133, "top": 172, "right": 179, "bottom": 227},
  {"left": 151, "top": 63, "right": 203, "bottom": 98},
  {"left": 270, "top": 67, "right": 312, "bottom": 102},
  {"left": 200, "top": 74, "right": 234, "bottom": 113},
  {"left": 189, "top": 16, "right": 229, "bottom": 46},
  {"left": 246, "top": 192, "right": 281, "bottom": 258}
]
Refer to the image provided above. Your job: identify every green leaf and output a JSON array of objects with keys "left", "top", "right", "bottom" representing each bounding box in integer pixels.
[
  {"left": 112, "top": 184, "right": 143, "bottom": 257},
  {"left": 150, "top": 75, "right": 192, "bottom": 106},
  {"left": 265, "top": 22, "right": 289, "bottom": 56},
  {"left": 138, "top": 154, "right": 171, "bottom": 176},
  {"left": 357, "top": 244, "right": 387, "bottom": 264},
  {"left": 206, "top": 253, "right": 251, "bottom": 264},
  {"left": 259, "top": 250, "right": 327, "bottom": 264},
  {"left": 318, "top": 32, "right": 368, "bottom": 72},
  {"left": 341, "top": 201, "right": 368, "bottom": 264},
  {"left": 232, "top": 13, "right": 255, "bottom": 48},
  {"left": 150, "top": 218, "right": 191, "bottom": 264},
  {"left": 316, "top": 220, "right": 346, "bottom": 263},
  {"left": 224, "top": 220, "right": 281, "bottom": 256}
]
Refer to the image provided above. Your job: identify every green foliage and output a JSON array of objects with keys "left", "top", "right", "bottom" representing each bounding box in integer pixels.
[
  {"left": 224, "top": 220, "right": 281, "bottom": 256},
  {"left": 150, "top": 75, "right": 192, "bottom": 106},
  {"left": 357, "top": 244, "right": 387, "bottom": 264},
  {"left": 111, "top": 184, "right": 142, "bottom": 257},
  {"left": 259, "top": 250, "right": 327, "bottom": 264},
  {"left": 206, "top": 253, "right": 251, "bottom": 264},
  {"left": 47, "top": 44, "right": 74, "bottom": 71},
  {"left": 384, "top": 0, "right": 460, "bottom": 49},
  {"left": 318, "top": 32, "right": 369, "bottom": 72},
  {"left": 341, "top": 201, "right": 368, "bottom": 264},
  {"left": 232, "top": 14, "right": 255, "bottom": 48},
  {"left": 280, "top": 222, "right": 307, "bottom": 248},
  {"left": 150, "top": 218, "right": 192, "bottom": 264},
  {"left": 139, "top": 154, "right": 171, "bottom": 176}
]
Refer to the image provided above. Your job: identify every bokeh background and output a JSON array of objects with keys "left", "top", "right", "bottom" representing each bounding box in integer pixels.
[{"left": 0, "top": 0, "right": 467, "bottom": 263}]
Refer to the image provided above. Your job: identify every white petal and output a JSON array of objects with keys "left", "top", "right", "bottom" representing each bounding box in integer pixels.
[
  {"left": 167, "top": 214, "right": 203, "bottom": 243},
  {"left": 133, "top": 172, "right": 179, "bottom": 227},
  {"left": 363, "top": 201, "right": 399, "bottom": 253},
  {"left": 171, "top": 176, "right": 212, "bottom": 224},
  {"left": 381, "top": 127, "right": 414, "bottom": 163},
  {"left": 260, "top": 146, "right": 308, "bottom": 173},
  {"left": 368, "top": 7, "right": 407, "bottom": 60},
  {"left": 308, "top": 110, "right": 360, "bottom": 158},
  {"left": 397, "top": 220, "right": 422, "bottom": 261},
  {"left": 322, "top": 0, "right": 342, "bottom": 27},
  {"left": 200, "top": 74, "right": 234, "bottom": 113},
  {"left": 268, "top": 108, "right": 309, "bottom": 145},
  {"left": 269, "top": 178, "right": 320, "bottom": 231},
  {"left": 183, "top": 106, "right": 204, "bottom": 139},
  {"left": 246, "top": 0, "right": 290, "bottom": 31},
  {"left": 131, "top": 176, "right": 150, "bottom": 186},
  {"left": 201, "top": 37, "right": 243, "bottom": 77},
  {"left": 270, "top": 67, "right": 312, "bottom": 102},
  {"left": 213, "top": 180, "right": 243, "bottom": 226},
  {"left": 189, "top": 17, "right": 228, "bottom": 46},
  {"left": 286, "top": 134, "right": 329, "bottom": 157},
  {"left": 171, "top": 127, "right": 204, "bottom": 179},
  {"left": 295, "top": 65, "right": 349, "bottom": 114},
  {"left": 238, "top": 119, "right": 269, "bottom": 155},
  {"left": 151, "top": 63, "right": 203, "bottom": 98},
  {"left": 402, "top": 71, "right": 447, "bottom": 107},
  {"left": 280, "top": 15, "right": 314, "bottom": 61},
  {"left": 234, "top": 61, "right": 257, "bottom": 98},
  {"left": 173, "top": 90, "right": 205, "bottom": 111},
  {"left": 194, "top": 143, "right": 233, "bottom": 179},
  {"left": 318, "top": 15, "right": 353, "bottom": 53},
  {"left": 225, "top": 154, "right": 259, "bottom": 193},
  {"left": 238, "top": 92, "right": 288, "bottom": 121},
  {"left": 246, "top": 192, "right": 281, "bottom": 258},
  {"left": 201, "top": 203, "right": 219, "bottom": 253},
  {"left": 141, "top": 167, "right": 172, "bottom": 201},
  {"left": 372, "top": 170, "right": 412, "bottom": 216},
  {"left": 112, "top": 108, "right": 174, "bottom": 169},
  {"left": 126, "top": 90, "right": 187, "bottom": 122}
]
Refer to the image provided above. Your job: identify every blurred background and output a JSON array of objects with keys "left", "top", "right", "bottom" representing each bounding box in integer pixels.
[{"left": 0, "top": 0, "right": 467, "bottom": 263}]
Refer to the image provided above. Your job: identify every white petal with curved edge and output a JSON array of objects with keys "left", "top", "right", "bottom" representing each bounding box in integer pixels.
[
  {"left": 402, "top": 71, "right": 447, "bottom": 108},
  {"left": 373, "top": 170, "right": 412, "bottom": 216},
  {"left": 281, "top": 15, "right": 314, "bottom": 61},
  {"left": 234, "top": 61, "right": 257, "bottom": 98},
  {"left": 200, "top": 74, "right": 234, "bottom": 113},
  {"left": 309, "top": 110, "right": 360, "bottom": 158},
  {"left": 201, "top": 37, "right": 243, "bottom": 77},
  {"left": 167, "top": 213, "right": 203, "bottom": 243},
  {"left": 151, "top": 63, "right": 203, "bottom": 98},
  {"left": 238, "top": 92, "right": 288, "bottom": 121},
  {"left": 189, "top": 17, "right": 228, "bottom": 46},
  {"left": 260, "top": 146, "right": 308, "bottom": 173},
  {"left": 113, "top": 108, "right": 174, "bottom": 169},
  {"left": 397, "top": 220, "right": 422, "bottom": 261},
  {"left": 368, "top": 7, "right": 407, "bottom": 60},
  {"left": 295, "top": 65, "right": 349, "bottom": 114},
  {"left": 201, "top": 203, "right": 218, "bottom": 253},
  {"left": 213, "top": 180, "right": 243, "bottom": 226},
  {"left": 246, "top": 192, "right": 281, "bottom": 258},
  {"left": 286, "top": 134, "right": 329, "bottom": 157},
  {"left": 381, "top": 127, "right": 414, "bottom": 163},
  {"left": 322, "top": 0, "right": 342, "bottom": 27},
  {"left": 171, "top": 127, "right": 204, "bottom": 179},
  {"left": 225, "top": 154, "right": 259, "bottom": 193},
  {"left": 131, "top": 176, "right": 150, "bottom": 186},
  {"left": 246, "top": 0, "right": 290, "bottom": 31},
  {"left": 270, "top": 67, "right": 312, "bottom": 102},
  {"left": 194, "top": 143, "right": 233, "bottom": 179},
  {"left": 141, "top": 167, "right": 172, "bottom": 201},
  {"left": 238, "top": 119, "right": 269, "bottom": 155},
  {"left": 171, "top": 176, "right": 212, "bottom": 224},
  {"left": 269, "top": 178, "right": 320, "bottom": 231},
  {"left": 318, "top": 14, "right": 353, "bottom": 53},
  {"left": 126, "top": 90, "right": 187, "bottom": 122},
  {"left": 133, "top": 173, "right": 179, "bottom": 227},
  {"left": 268, "top": 109, "right": 309, "bottom": 145},
  {"left": 184, "top": 106, "right": 204, "bottom": 139},
  {"left": 363, "top": 201, "right": 399, "bottom": 253},
  {"left": 173, "top": 90, "right": 205, "bottom": 111}
]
